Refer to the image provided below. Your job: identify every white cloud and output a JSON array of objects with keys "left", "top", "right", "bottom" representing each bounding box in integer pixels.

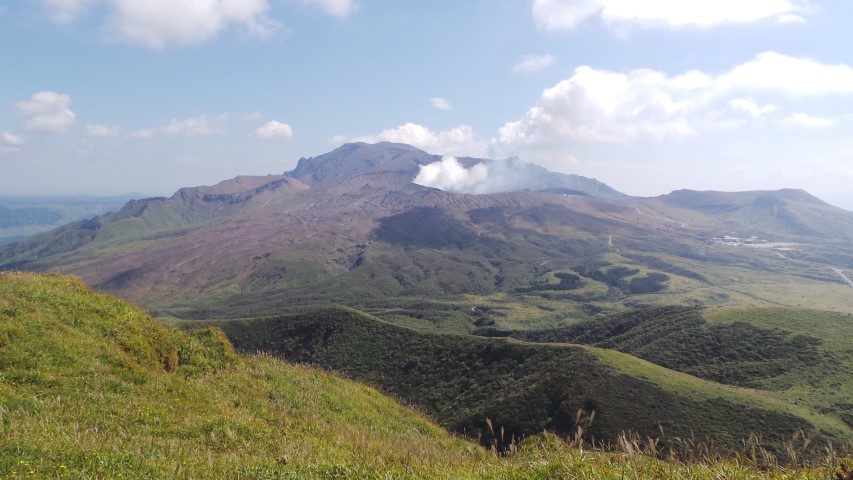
[
  {"left": 781, "top": 113, "right": 836, "bottom": 128},
  {"left": 705, "top": 98, "right": 777, "bottom": 129},
  {"left": 777, "top": 13, "right": 805, "bottom": 24},
  {"left": 2, "top": 132, "right": 27, "bottom": 146},
  {"left": 532, "top": 0, "right": 603, "bottom": 30},
  {"left": 512, "top": 54, "right": 556, "bottom": 74},
  {"left": 106, "top": 0, "right": 279, "bottom": 48},
  {"left": 15, "top": 91, "right": 76, "bottom": 133},
  {"left": 718, "top": 52, "right": 853, "bottom": 96},
  {"left": 35, "top": 0, "right": 280, "bottom": 48},
  {"left": 336, "top": 123, "right": 487, "bottom": 157},
  {"left": 669, "top": 70, "right": 713, "bottom": 90},
  {"left": 86, "top": 124, "right": 120, "bottom": 137},
  {"left": 494, "top": 52, "right": 853, "bottom": 157},
  {"left": 304, "top": 0, "right": 356, "bottom": 18},
  {"left": 728, "top": 98, "right": 776, "bottom": 117},
  {"left": 532, "top": 0, "right": 801, "bottom": 31},
  {"left": 494, "top": 65, "right": 695, "bottom": 148},
  {"left": 35, "top": 0, "right": 362, "bottom": 48},
  {"left": 131, "top": 114, "right": 229, "bottom": 138},
  {"left": 430, "top": 97, "right": 452, "bottom": 111},
  {"left": 254, "top": 120, "right": 293, "bottom": 139}
]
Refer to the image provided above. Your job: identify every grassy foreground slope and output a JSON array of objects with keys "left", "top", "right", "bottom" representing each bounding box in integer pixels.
[
  {"left": 2, "top": 273, "right": 849, "bottom": 479},
  {"left": 0, "top": 273, "right": 489, "bottom": 478},
  {"left": 212, "top": 308, "right": 848, "bottom": 459}
]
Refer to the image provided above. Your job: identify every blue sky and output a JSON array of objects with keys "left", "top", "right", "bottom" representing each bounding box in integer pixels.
[{"left": 2, "top": 0, "right": 853, "bottom": 209}]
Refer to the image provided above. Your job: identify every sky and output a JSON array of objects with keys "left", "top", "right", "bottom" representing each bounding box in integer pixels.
[{"left": 2, "top": 0, "right": 853, "bottom": 210}]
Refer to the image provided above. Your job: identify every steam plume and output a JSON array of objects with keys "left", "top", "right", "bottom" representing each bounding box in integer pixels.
[{"left": 413, "top": 156, "right": 562, "bottom": 195}]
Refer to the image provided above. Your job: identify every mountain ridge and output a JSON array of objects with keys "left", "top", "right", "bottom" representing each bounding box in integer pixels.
[
  {"left": 2, "top": 142, "right": 853, "bottom": 318},
  {"left": 2, "top": 143, "right": 853, "bottom": 466}
]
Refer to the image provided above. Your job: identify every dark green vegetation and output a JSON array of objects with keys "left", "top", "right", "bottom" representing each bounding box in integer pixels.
[
  {"left": 482, "top": 305, "right": 853, "bottom": 437},
  {"left": 208, "top": 307, "right": 848, "bottom": 459},
  {"left": 484, "top": 306, "right": 823, "bottom": 387},
  {"left": 5, "top": 273, "right": 848, "bottom": 479}
]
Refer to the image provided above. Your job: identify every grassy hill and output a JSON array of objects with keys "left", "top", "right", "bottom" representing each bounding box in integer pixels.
[
  {"left": 206, "top": 307, "right": 850, "bottom": 459},
  {"left": 2, "top": 273, "right": 849, "bottom": 478},
  {"left": 481, "top": 305, "right": 853, "bottom": 437},
  {"left": 0, "top": 272, "right": 487, "bottom": 478},
  {"left": 650, "top": 188, "right": 853, "bottom": 240}
]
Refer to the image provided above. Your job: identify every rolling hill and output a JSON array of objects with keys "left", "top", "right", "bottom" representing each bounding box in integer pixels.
[
  {"left": 203, "top": 306, "right": 849, "bottom": 458},
  {"left": 0, "top": 273, "right": 487, "bottom": 478},
  {"left": 3, "top": 272, "right": 846, "bottom": 478},
  {"left": 652, "top": 188, "right": 853, "bottom": 240}
]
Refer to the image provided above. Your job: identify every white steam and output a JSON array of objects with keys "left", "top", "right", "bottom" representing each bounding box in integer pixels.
[{"left": 413, "top": 156, "right": 561, "bottom": 195}]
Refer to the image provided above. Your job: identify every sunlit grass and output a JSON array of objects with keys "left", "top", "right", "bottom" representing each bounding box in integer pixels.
[{"left": 0, "top": 272, "right": 849, "bottom": 479}]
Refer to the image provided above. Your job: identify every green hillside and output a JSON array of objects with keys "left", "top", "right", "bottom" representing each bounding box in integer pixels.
[
  {"left": 0, "top": 273, "right": 484, "bottom": 478},
  {"left": 208, "top": 307, "right": 849, "bottom": 459},
  {"left": 483, "top": 305, "right": 853, "bottom": 436},
  {"left": 2, "top": 273, "right": 849, "bottom": 479}
]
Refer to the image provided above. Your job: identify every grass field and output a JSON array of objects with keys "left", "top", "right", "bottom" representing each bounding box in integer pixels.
[{"left": 2, "top": 272, "right": 850, "bottom": 479}]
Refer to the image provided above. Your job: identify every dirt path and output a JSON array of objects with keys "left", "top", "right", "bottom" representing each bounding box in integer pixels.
[{"left": 831, "top": 267, "right": 853, "bottom": 288}]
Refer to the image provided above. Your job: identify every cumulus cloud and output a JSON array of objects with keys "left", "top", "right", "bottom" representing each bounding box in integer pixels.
[
  {"left": 304, "top": 0, "right": 357, "bottom": 17},
  {"left": 532, "top": 0, "right": 801, "bottom": 31},
  {"left": 336, "top": 123, "right": 488, "bottom": 157},
  {"left": 2, "top": 132, "right": 27, "bottom": 146},
  {"left": 430, "top": 97, "right": 452, "bottom": 110},
  {"left": 781, "top": 113, "right": 836, "bottom": 128},
  {"left": 777, "top": 13, "right": 806, "bottom": 24},
  {"left": 728, "top": 98, "right": 776, "bottom": 118},
  {"left": 15, "top": 91, "right": 76, "bottom": 133},
  {"left": 131, "top": 114, "right": 229, "bottom": 138},
  {"left": 86, "top": 124, "right": 120, "bottom": 137},
  {"left": 532, "top": 0, "right": 604, "bottom": 30},
  {"left": 718, "top": 52, "right": 853, "bottom": 96},
  {"left": 106, "top": 0, "right": 279, "bottom": 48},
  {"left": 705, "top": 98, "right": 777, "bottom": 129},
  {"left": 36, "top": 0, "right": 280, "bottom": 48},
  {"left": 512, "top": 54, "right": 556, "bottom": 74},
  {"left": 494, "top": 65, "right": 695, "bottom": 149},
  {"left": 493, "top": 51, "right": 853, "bottom": 157},
  {"left": 254, "top": 120, "right": 293, "bottom": 139}
]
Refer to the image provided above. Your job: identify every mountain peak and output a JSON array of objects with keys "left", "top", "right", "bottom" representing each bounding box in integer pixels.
[
  {"left": 287, "top": 142, "right": 438, "bottom": 185},
  {"left": 287, "top": 142, "right": 625, "bottom": 198}
]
